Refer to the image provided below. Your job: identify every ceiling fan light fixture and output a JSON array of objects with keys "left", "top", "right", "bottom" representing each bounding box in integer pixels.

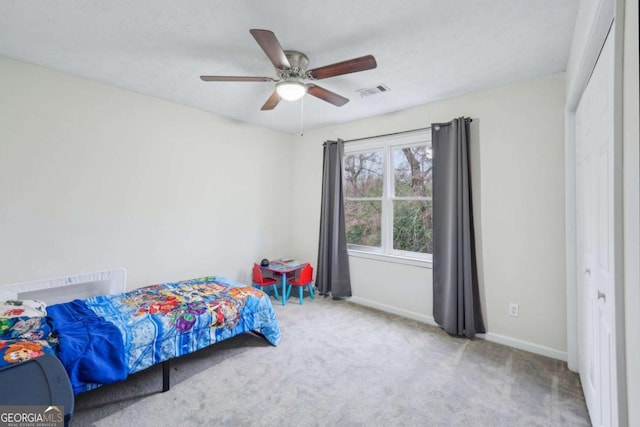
[{"left": 276, "top": 81, "right": 307, "bottom": 101}]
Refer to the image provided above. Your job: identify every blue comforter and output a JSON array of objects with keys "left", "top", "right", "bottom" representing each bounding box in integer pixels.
[
  {"left": 48, "top": 276, "right": 281, "bottom": 394},
  {"left": 47, "top": 300, "right": 127, "bottom": 393}
]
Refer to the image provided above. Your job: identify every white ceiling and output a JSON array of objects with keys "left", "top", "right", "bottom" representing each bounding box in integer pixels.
[{"left": 0, "top": 0, "right": 579, "bottom": 134}]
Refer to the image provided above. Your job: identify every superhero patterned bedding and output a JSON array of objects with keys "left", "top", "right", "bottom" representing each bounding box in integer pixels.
[
  {"left": 0, "top": 275, "right": 281, "bottom": 395},
  {"left": 0, "top": 299, "right": 57, "bottom": 366}
]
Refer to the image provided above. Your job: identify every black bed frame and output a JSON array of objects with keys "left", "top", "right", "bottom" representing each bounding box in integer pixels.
[
  {"left": 162, "top": 360, "right": 171, "bottom": 392},
  {"left": 158, "top": 330, "right": 266, "bottom": 393}
]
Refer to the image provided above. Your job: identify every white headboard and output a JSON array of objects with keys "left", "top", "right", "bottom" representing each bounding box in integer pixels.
[{"left": 0, "top": 268, "right": 127, "bottom": 305}]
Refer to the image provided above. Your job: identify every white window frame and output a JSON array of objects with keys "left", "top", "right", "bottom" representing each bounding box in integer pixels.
[{"left": 343, "top": 130, "right": 432, "bottom": 267}]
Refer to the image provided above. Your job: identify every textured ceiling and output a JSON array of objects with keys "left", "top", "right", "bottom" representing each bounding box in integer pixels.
[{"left": 0, "top": 0, "right": 579, "bottom": 134}]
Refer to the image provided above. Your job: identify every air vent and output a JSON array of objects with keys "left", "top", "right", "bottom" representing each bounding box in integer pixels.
[{"left": 356, "top": 84, "right": 390, "bottom": 98}]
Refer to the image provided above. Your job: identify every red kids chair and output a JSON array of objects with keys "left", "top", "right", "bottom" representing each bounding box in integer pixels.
[
  {"left": 252, "top": 263, "right": 279, "bottom": 299},
  {"left": 286, "top": 264, "right": 315, "bottom": 305}
]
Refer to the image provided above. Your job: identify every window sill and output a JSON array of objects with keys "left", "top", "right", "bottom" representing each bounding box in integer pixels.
[{"left": 347, "top": 249, "right": 433, "bottom": 269}]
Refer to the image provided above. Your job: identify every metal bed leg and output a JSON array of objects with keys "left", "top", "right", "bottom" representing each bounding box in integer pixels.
[{"left": 162, "top": 359, "right": 170, "bottom": 392}]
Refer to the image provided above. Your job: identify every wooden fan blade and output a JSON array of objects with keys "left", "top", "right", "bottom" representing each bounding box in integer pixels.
[
  {"left": 307, "top": 84, "right": 349, "bottom": 107},
  {"left": 200, "top": 76, "right": 275, "bottom": 82},
  {"left": 261, "top": 91, "right": 281, "bottom": 110},
  {"left": 308, "top": 55, "right": 377, "bottom": 80},
  {"left": 250, "top": 29, "right": 291, "bottom": 69}
]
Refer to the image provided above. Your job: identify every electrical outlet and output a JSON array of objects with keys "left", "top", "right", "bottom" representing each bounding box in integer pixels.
[{"left": 509, "top": 303, "right": 519, "bottom": 317}]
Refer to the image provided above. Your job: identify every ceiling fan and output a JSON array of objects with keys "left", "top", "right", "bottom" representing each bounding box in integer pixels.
[{"left": 200, "top": 29, "right": 377, "bottom": 110}]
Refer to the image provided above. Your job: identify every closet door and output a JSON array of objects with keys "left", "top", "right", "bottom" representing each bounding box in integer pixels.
[{"left": 575, "top": 23, "right": 617, "bottom": 427}]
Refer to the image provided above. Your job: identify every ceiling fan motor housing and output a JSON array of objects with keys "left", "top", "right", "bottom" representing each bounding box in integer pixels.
[{"left": 278, "top": 50, "right": 310, "bottom": 81}]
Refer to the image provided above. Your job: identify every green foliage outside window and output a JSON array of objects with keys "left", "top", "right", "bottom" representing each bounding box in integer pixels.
[
  {"left": 392, "top": 146, "right": 432, "bottom": 253},
  {"left": 345, "top": 200, "right": 382, "bottom": 246},
  {"left": 393, "top": 200, "right": 432, "bottom": 253}
]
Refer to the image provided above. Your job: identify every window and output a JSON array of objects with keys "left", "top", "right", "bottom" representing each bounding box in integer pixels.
[{"left": 343, "top": 131, "right": 432, "bottom": 262}]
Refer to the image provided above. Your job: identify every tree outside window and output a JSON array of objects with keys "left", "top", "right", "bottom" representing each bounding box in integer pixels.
[
  {"left": 392, "top": 146, "right": 432, "bottom": 254},
  {"left": 344, "top": 151, "right": 383, "bottom": 247},
  {"left": 343, "top": 132, "right": 432, "bottom": 259}
]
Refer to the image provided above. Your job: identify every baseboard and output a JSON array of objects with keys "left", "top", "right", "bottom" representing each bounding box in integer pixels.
[
  {"left": 349, "top": 297, "right": 438, "bottom": 326},
  {"left": 348, "top": 297, "right": 567, "bottom": 362},
  {"left": 477, "top": 332, "right": 567, "bottom": 362}
]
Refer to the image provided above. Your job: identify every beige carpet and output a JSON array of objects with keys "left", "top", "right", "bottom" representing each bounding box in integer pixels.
[{"left": 71, "top": 296, "right": 590, "bottom": 426}]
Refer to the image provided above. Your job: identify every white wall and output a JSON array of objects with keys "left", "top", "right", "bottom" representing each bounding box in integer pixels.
[
  {"left": 291, "top": 74, "right": 568, "bottom": 358},
  {"left": 0, "top": 56, "right": 292, "bottom": 290}
]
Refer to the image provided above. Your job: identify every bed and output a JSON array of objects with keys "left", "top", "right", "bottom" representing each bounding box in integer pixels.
[{"left": 0, "top": 269, "right": 281, "bottom": 395}]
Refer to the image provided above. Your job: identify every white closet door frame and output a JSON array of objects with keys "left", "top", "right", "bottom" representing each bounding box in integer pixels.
[{"left": 565, "top": 0, "right": 627, "bottom": 424}]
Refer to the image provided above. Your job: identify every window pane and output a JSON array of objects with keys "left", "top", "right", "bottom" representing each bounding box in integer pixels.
[
  {"left": 344, "top": 151, "right": 384, "bottom": 197},
  {"left": 345, "top": 200, "right": 382, "bottom": 247},
  {"left": 393, "top": 200, "right": 432, "bottom": 253},
  {"left": 394, "top": 146, "right": 432, "bottom": 197}
]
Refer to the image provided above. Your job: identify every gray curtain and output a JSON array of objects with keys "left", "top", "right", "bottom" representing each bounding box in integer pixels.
[
  {"left": 316, "top": 139, "right": 352, "bottom": 298},
  {"left": 432, "top": 118, "right": 485, "bottom": 337}
]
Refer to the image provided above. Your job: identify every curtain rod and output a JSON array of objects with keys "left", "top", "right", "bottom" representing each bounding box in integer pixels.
[{"left": 343, "top": 118, "right": 472, "bottom": 144}]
